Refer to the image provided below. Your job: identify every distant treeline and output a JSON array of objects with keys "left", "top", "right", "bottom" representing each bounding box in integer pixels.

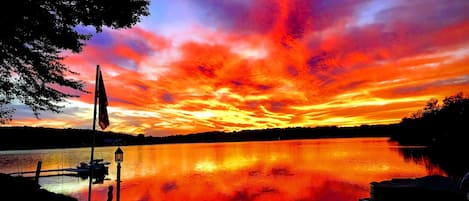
[
  {"left": 0, "top": 125, "right": 395, "bottom": 150},
  {"left": 0, "top": 127, "right": 142, "bottom": 150},
  {"left": 152, "top": 125, "right": 395, "bottom": 144}
]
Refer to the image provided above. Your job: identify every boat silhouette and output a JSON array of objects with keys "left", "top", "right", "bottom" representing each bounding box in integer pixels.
[{"left": 75, "top": 159, "right": 110, "bottom": 178}]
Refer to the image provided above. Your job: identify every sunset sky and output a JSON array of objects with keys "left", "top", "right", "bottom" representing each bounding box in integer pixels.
[{"left": 8, "top": 0, "right": 469, "bottom": 136}]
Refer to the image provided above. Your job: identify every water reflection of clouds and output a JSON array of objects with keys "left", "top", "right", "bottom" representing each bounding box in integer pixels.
[
  {"left": 194, "top": 160, "right": 217, "bottom": 172},
  {"left": 48, "top": 139, "right": 440, "bottom": 201},
  {"left": 194, "top": 155, "right": 262, "bottom": 173}
]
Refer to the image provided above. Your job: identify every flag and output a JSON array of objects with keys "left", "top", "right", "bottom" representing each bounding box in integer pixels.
[{"left": 98, "top": 70, "right": 109, "bottom": 130}]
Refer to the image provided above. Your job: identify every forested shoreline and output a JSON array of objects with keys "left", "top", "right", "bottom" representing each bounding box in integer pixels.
[{"left": 0, "top": 124, "right": 394, "bottom": 151}]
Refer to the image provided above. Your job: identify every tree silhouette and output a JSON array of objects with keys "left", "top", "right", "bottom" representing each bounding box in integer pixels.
[
  {"left": 423, "top": 98, "right": 439, "bottom": 115},
  {"left": 442, "top": 92, "right": 464, "bottom": 106},
  {"left": 0, "top": 0, "right": 149, "bottom": 122},
  {"left": 394, "top": 92, "right": 469, "bottom": 145}
]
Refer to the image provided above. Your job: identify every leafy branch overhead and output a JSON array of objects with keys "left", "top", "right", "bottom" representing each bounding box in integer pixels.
[{"left": 0, "top": 0, "right": 149, "bottom": 122}]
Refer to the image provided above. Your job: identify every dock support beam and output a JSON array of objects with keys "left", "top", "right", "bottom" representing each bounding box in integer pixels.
[
  {"left": 116, "top": 162, "right": 121, "bottom": 201},
  {"left": 34, "top": 161, "right": 42, "bottom": 185}
]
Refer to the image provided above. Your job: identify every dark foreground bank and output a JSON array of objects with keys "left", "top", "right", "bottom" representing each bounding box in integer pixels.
[
  {"left": 0, "top": 173, "right": 77, "bottom": 201},
  {"left": 359, "top": 175, "right": 469, "bottom": 201}
]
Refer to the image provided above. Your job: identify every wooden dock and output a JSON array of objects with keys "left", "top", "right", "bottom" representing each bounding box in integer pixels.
[
  {"left": 9, "top": 168, "right": 79, "bottom": 176},
  {"left": 7, "top": 160, "right": 109, "bottom": 182}
]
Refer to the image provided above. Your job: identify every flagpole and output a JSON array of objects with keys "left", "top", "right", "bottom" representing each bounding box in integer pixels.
[{"left": 88, "top": 65, "right": 100, "bottom": 201}]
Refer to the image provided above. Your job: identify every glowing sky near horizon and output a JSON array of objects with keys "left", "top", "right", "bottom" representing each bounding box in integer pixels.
[{"left": 8, "top": 0, "right": 469, "bottom": 136}]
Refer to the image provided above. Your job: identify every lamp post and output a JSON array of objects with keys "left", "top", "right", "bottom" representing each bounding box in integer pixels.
[{"left": 115, "top": 147, "right": 123, "bottom": 201}]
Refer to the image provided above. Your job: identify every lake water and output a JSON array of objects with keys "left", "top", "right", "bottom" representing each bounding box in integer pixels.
[{"left": 0, "top": 138, "right": 442, "bottom": 201}]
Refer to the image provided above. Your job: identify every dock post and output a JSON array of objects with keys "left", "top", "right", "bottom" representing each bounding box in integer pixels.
[{"left": 34, "top": 161, "right": 42, "bottom": 185}]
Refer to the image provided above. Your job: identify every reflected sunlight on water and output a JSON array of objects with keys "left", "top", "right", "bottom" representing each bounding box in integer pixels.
[{"left": 0, "top": 138, "right": 440, "bottom": 201}]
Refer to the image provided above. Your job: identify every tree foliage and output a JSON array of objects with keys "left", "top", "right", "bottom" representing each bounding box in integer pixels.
[
  {"left": 407, "top": 92, "right": 467, "bottom": 121},
  {"left": 397, "top": 92, "right": 469, "bottom": 145},
  {"left": 0, "top": 0, "right": 149, "bottom": 122}
]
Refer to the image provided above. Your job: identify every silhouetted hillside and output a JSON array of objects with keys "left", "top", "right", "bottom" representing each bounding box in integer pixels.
[
  {"left": 152, "top": 125, "right": 395, "bottom": 144},
  {"left": 0, "top": 125, "right": 394, "bottom": 150},
  {"left": 0, "top": 127, "right": 143, "bottom": 150}
]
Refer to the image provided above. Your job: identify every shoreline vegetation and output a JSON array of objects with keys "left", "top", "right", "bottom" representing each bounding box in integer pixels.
[
  {"left": 392, "top": 92, "right": 469, "bottom": 177},
  {"left": 359, "top": 92, "right": 469, "bottom": 201}
]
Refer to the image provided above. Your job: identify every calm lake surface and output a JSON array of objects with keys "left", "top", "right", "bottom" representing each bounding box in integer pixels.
[{"left": 0, "top": 138, "right": 442, "bottom": 201}]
